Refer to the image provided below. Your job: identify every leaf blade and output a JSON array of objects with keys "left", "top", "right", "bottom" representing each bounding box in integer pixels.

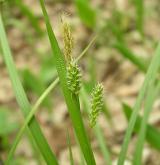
[
  {"left": 38, "top": 0, "right": 96, "bottom": 164},
  {"left": 0, "top": 12, "right": 58, "bottom": 165},
  {"left": 118, "top": 42, "right": 160, "bottom": 165}
]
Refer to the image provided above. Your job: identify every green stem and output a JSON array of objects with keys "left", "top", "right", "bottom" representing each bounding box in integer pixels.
[{"left": 39, "top": 0, "right": 96, "bottom": 164}]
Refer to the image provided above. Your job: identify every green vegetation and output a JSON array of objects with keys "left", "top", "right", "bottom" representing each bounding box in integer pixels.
[
  {"left": 1, "top": 0, "right": 160, "bottom": 164},
  {"left": 0, "top": 11, "right": 58, "bottom": 165}
]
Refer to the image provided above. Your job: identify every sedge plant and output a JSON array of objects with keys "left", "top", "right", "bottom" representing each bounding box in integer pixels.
[
  {"left": 1, "top": 0, "right": 158, "bottom": 164},
  {"left": 38, "top": 0, "right": 96, "bottom": 164},
  {"left": 6, "top": 34, "right": 96, "bottom": 163}
]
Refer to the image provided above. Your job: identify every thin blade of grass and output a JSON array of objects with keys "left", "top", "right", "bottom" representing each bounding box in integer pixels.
[
  {"left": 76, "top": 35, "right": 97, "bottom": 62},
  {"left": 0, "top": 12, "right": 58, "bottom": 165},
  {"left": 6, "top": 78, "right": 59, "bottom": 163},
  {"left": 7, "top": 35, "right": 96, "bottom": 160},
  {"left": 123, "top": 103, "right": 160, "bottom": 151},
  {"left": 133, "top": 81, "right": 160, "bottom": 164},
  {"left": 39, "top": 0, "right": 96, "bottom": 164},
  {"left": 118, "top": 42, "right": 160, "bottom": 165}
]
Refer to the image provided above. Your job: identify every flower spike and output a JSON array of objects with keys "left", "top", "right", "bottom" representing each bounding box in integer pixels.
[{"left": 90, "top": 83, "right": 104, "bottom": 128}]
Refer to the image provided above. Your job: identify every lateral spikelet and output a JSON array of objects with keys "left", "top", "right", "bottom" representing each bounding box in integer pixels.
[{"left": 90, "top": 83, "right": 103, "bottom": 128}]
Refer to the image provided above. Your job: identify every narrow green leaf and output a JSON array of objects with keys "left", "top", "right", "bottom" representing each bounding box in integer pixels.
[
  {"left": 133, "top": 81, "right": 160, "bottom": 165},
  {"left": 118, "top": 42, "right": 160, "bottom": 165},
  {"left": 0, "top": 13, "right": 58, "bottom": 165},
  {"left": 6, "top": 78, "right": 59, "bottom": 164},
  {"left": 123, "top": 103, "right": 160, "bottom": 151},
  {"left": 39, "top": 0, "right": 96, "bottom": 164}
]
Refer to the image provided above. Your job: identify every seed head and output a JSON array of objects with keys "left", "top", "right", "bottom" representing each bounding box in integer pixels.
[
  {"left": 67, "top": 60, "right": 82, "bottom": 95},
  {"left": 90, "top": 83, "right": 104, "bottom": 128},
  {"left": 61, "top": 16, "right": 74, "bottom": 63}
]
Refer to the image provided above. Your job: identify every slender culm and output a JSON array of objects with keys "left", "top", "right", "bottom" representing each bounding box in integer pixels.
[
  {"left": 90, "top": 83, "right": 103, "bottom": 128},
  {"left": 39, "top": 0, "right": 96, "bottom": 164}
]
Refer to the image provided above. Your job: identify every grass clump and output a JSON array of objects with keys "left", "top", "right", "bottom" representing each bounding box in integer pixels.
[
  {"left": 38, "top": 1, "right": 96, "bottom": 163},
  {"left": 1, "top": 0, "right": 160, "bottom": 164}
]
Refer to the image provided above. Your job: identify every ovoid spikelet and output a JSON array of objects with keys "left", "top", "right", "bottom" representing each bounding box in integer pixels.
[
  {"left": 67, "top": 60, "right": 81, "bottom": 95},
  {"left": 90, "top": 83, "right": 103, "bottom": 128}
]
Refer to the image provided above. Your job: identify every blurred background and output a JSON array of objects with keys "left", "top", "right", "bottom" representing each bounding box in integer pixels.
[{"left": 0, "top": 0, "right": 160, "bottom": 164}]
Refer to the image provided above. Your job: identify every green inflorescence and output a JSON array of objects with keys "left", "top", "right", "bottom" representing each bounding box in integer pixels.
[
  {"left": 62, "top": 16, "right": 74, "bottom": 63},
  {"left": 61, "top": 16, "right": 82, "bottom": 95},
  {"left": 67, "top": 60, "right": 82, "bottom": 95},
  {"left": 90, "top": 83, "right": 103, "bottom": 128}
]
